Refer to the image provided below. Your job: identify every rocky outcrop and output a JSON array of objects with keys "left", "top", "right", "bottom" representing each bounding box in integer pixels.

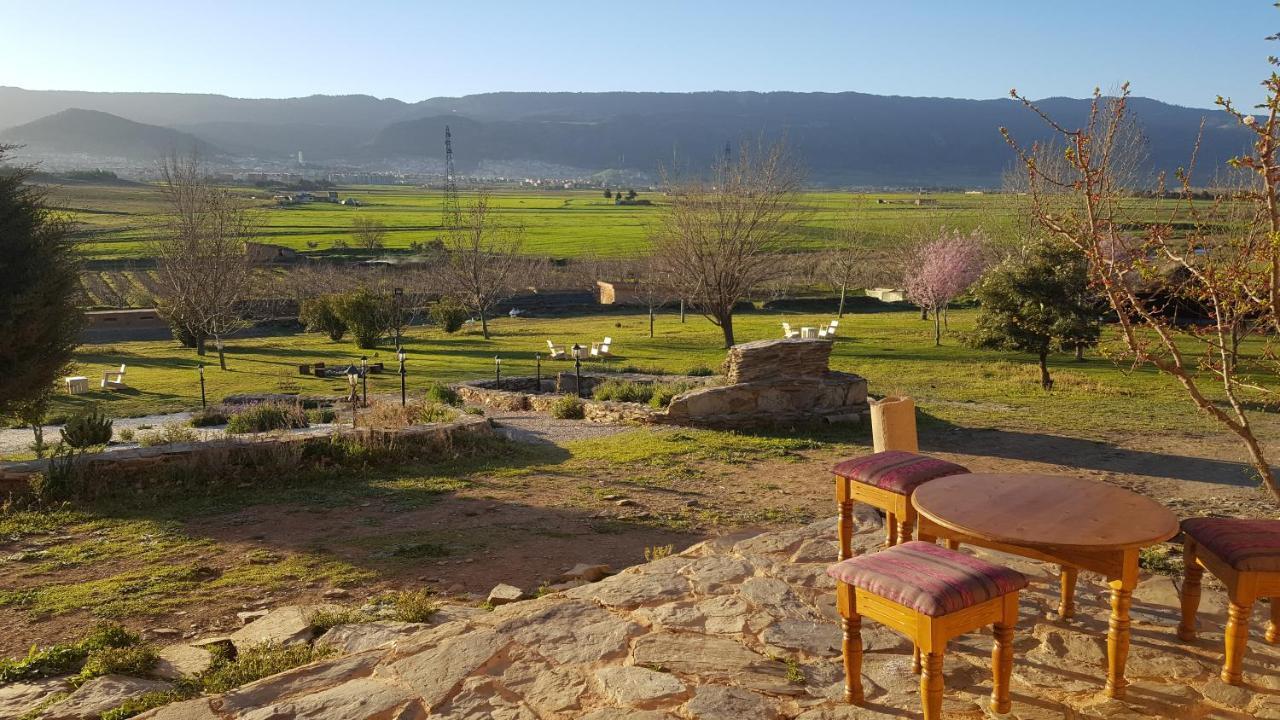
[{"left": 121, "top": 509, "right": 1271, "bottom": 719}]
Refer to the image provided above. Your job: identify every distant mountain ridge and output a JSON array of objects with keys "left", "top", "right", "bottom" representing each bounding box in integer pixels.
[
  {"left": 0, "top": 87, "right": 1252, "bottom": 186},
  {"left": 0, "top": 108, "right": 216, "bottom": 159}
]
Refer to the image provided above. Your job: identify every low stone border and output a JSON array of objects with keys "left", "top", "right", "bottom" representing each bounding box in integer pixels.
[
  {"left": 455, "top": 374, "right": 717, "bottom": 426},
  {"left": 0, "top": 416, "right": 494, "bottom": 497}
]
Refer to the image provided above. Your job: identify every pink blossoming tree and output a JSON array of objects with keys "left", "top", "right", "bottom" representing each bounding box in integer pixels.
[{"left": 903, "top": 229, "right": 989, "bottom": 345}]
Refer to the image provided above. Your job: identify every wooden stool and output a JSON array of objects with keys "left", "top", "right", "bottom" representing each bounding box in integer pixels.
[
  {"left": 828, "top": 541, "right": 1027, "bottom": 719},
  {"left": 1177, "top": 517, "right": 1280, "bottom": 685},
  {"left": 833, "top": 451, "right": 969, "bottom": 559}
]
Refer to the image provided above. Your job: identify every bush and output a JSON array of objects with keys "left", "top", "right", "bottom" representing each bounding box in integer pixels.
[
  {"left": 424, "top": 382, "right": 461, "bottom": 407},
  {"left": 429, "top": 298, "right": 469, "bottom": 334},
  {"left": 333, "top": 289, "right": 389, "bottom": 349},
  {"left": 686, "top": 365, "right": 715, "bottom": 377},
  {"left": 305, "top": 408, "right": 337, "bottom": 424},
  {"left": 649, "top": 382, "right": 694, "bottom": 408},
  {"left": 298, "top": 296, "right": 347, "bottom": 342},
  {"left": 60, "top": 406, "right": 113, "bottom": 448},
  {"left": 76, "top": 644, "right": 157, "bottom": 684},
  {"left": 550, "top": 394, "right": 584, "bottom": 419},
  {"left": 362, "top": 399, "right": 458, "bottom": 429},
  {"left": 387, "top": 589, "right": 438, "bottom": 622},
  {"left": 136, "top": 423, "right": 199, "bottom": 447},
  {"left": 188, "top": 405, "right": 230, "bottom": 427},
  {"left": 225, "top": 402, "right": 309, "bottom": 434},
  {"left": 592, "top": 379, "right": 653, "bottom": 404},
  {"left": 199, "top": 643, "right": 334, "bottom": 695},
  {"left": 117, "top": 428, "right": 135, "bottom": 442}
]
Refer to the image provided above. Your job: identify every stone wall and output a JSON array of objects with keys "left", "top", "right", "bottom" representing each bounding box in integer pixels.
[
  {"left": 0, "top": 416, "right": 494, "bottom": 498},
  {"left": 665, "top": 339, "right": 867, "bottom": 428}
]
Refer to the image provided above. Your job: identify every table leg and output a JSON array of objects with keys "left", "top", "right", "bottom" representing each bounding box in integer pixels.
[
  {"left": 1104, "top": 552, "right": 1138, "bottom": 699},
  {"left": 836, "top": 479, "right": 853, "bottom": 561},
  {"left": 1059, "top": 566, "right": 1078, "bottom": 619}
]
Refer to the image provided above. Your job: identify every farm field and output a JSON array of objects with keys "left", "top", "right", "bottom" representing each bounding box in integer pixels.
[
  {"left": 49, "top": 182, "right": 1031, "bottom": 260},
  {"left": 30, "top": 307, "right": 1273, "bottom": 443}
]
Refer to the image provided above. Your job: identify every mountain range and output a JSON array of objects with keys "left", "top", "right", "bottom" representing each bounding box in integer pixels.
[{"left": 0, "top": 87, "right": 1253, "bottom": 186}]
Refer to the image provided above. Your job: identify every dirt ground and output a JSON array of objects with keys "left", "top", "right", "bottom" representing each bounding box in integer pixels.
[{"left": 2, "top": 413, "right": 1275, "bottom": 658}]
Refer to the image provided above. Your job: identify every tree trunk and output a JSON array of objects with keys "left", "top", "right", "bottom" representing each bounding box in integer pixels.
[
  {"left": 838, "top": 282, "right": 847, "bottom": 318},
  {"left": 920, "top": 307, "right": 929, "bottom": 321},
  {"left": 649, "top": 307, "right": 655, "bottom": 338},
  {"left": 1038, "top": 351, "right": 1052, "bottom": 391},
  {"left": 216, "top": 336, "right": 227, "bottom": 370},
  {"left": 480, "top": 311, "right": 490, "bottom": 340},
  {"left": 720, "top": 312, "right": 735, "bottom": 348},
  {"left": 933, "top": 308, "right": 941, "bottom": 346},
  {"left": 680, "top": 299, "right": 686, "bottom": 323},
  {"left": 1074, "top": 344, "right": 1085, "bottom": 362},
  {"left": 942, "top": 306, "right": 949, "bottom": 329},
  {"left": 196, "top": 336, "right": 207, "bottom": 356}
]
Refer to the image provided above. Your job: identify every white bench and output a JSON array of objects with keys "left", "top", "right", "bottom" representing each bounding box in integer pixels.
[{"left": 65, "top": 376, "right": 89, "bottom": 395}]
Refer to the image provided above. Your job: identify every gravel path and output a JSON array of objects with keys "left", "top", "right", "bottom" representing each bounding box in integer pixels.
[
  {"left": 0, "top": 411, "right": 204, "bottom": 455},
  {"left": 486, "top": 410, "right": 636, "bottom": 446}
]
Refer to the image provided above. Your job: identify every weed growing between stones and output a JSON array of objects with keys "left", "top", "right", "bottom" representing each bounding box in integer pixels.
[
  {"left": 0, "top": 623, "right": 140, "bottom": 683},
  {"left": 644, "top": 544, "right": 674, "bottom": 562}
]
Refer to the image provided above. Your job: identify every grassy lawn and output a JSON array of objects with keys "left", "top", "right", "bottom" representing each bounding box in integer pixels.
[{"left": 37, "top": 307, "right": 1251, "bottom": 439}]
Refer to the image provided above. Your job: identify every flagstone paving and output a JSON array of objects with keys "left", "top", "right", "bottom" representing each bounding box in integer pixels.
[{"left": 127, "top": 508, "right": 1279, "bottom": 719}]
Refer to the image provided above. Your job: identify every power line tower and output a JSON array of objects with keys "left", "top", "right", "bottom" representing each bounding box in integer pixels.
[{"left": 441, "top": 124, "right": 460, "bottom": 229}]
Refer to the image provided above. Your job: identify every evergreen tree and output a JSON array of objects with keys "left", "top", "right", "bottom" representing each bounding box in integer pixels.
[
  {"left": 969, "top": 238, "right": 1100, "bottom": 390},
  {"left": 0, "top": 147, "right": 83, "bottom": 421}
]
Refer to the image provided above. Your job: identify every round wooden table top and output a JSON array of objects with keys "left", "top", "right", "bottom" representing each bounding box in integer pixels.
[{"left": 912, "top": 473, "right": 1179, "bottom": 552}]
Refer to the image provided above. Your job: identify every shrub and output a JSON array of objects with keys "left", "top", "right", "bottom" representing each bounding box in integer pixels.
[
  {"left": 137, "top": 423, "right": 199, "bottom": 447},
  {"left": 117, "top": 428, "right": 135, "bottom": 442},
  {"left": 592, "top": 379, "right": 653, "bottom": 404},
  {"left": 225, "top": 402, "right": 308, "bottom": 434},
  {"left": 0, "top": 623, "right": 138, "bottom": 684},
  {"left": 305, "top": 408, "right": 337, "bottom": 424},
  {"left": 429, "top": 298, "right": 469, "bottom": 333},
  {"left": 388, "top": 589, "right": 438, "bottom": 623},
  {"left": 550, "top": 394, "right": 584, "bottom": 419},
  {"left": 199, "top": 643, "right": 334, "bottom": 695},
  {"left": 644, "top": 544, "right": 674, "bottom": 562},
  {"left": 298, "top": 296, "right": 347, "bottom": 342},
  {"left": 308, "top": 607, "right": 370, "bottom": 634},
  {"left": 60, "top": 406, "right": 113, "bottom": 448},
  {"left": 649, "top": 382, "right": 694, "bottom": 409},
  {"left": 424, "top": 382, "right": 461, "bottom": 407},
  {"left": 188, "top": 405, "right": 230, "bottom": 428},
  {"left": 76, "top": 644, "right": 158, "bottom": 684},
  {"left": 686, "top": 365, "right": 715, "bottom": 377},
  {"left": 362, "top": 399, "right": 457, "bottom": 429},
  {"left": 333, "top": 289, "right": 389, "bottom": 349}
]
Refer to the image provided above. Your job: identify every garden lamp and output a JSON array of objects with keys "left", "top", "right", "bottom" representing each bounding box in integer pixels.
[
  {"left": 345, "top": 364, "right": 360, "bottom": 426},
  {"left": 198, "top": 363, "right": 206, "bottom": 409},
  {"left": 397, "top": 349, "right": 407, "bottom": 407},
  {"left": 495, "top": 355, "right": 502, "bottom": 383},
  {"left": 571, "top": 343, "right": 584, "bottom": 398},
  {"left": 360, "top": 356, "right": 368, "bottom": 405}
]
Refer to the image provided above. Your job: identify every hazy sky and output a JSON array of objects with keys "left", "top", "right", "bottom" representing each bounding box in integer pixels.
[{"left": 3, "top": 1, "right": 1274, "bottom": 108}]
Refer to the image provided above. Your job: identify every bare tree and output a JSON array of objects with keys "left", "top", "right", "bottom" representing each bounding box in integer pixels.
[
  {"left": 624, "top": 256, "right": 675, "bottom": 338},
  {"left": 651, "top": 139, "right": 805, "bottom": 348},
  {"left": 1004, "top": 77, "right": 1280, "bottom": 503},
  {"left": 150, "top": 153, "right": 256, "bottom": 369},
  {"left": 352, "top": 217, "right": 388, "bottom": 250},
  {"left": 441, "top": 191, "right": 525, "bottom": 339},
  {"left": 822, "top": 223, "right": 878, "bottom": 318}
]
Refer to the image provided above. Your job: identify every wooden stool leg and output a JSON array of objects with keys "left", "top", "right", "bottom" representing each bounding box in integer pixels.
[
  {"left": 991, "top": 595, "right": 1017, "bottom": 714},
  {"left": 1177, "top": 538, "right": 1202, "bottom": 642},
  {"left": 837, "top": 490, "right": 853, "bottom": 561},
  {"left": 920, "top": 650, "right": 944, "bottom": 720},
  {"left": 1267, "top": 598, "right": 1279, "bottom": 644},
  {"left": 1058, "top": 566, "right": 1078, "bottom": 619},
  {"left": 838, "top": 582, "right": 863, "bottom": 704},
  {"left": 912, "top": 645, "right": 921, "bottom": 674},
  {"left": 885, "top": 513, "right": 898, "bottom": 547},
  {"left": 1222, "top": 601, "right": 1252, "bottom": 685}
]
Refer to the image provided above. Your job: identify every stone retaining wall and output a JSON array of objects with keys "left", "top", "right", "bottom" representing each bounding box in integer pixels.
[{"left": 0, "top": 416, "right": 494, "bottom": 498}]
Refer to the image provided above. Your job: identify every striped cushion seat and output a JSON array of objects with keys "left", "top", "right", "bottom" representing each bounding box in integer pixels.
[
  {"left": 1182, "top": 517, "right": 1280, "bottom": 572},
  {"left": 827, "top": 541, "right": 1028, "bottom": 617},
  {"left": 832, "top": 451, "right": 969, "bottom": 495}
]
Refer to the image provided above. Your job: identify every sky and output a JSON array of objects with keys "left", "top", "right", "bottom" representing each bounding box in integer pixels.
[{"left": 2, "top": 1, "right": 1275, "bottom": 109}]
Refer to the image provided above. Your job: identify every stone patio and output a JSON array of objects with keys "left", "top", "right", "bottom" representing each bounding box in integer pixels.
[{"left": 129, "top": 509, "right": 1279, "bottom": 719}]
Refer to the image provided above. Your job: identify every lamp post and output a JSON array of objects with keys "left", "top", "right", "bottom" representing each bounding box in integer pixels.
[
  {"left": 198, "top": 364, "right": 206, "bottom": 408},
  {"left": 360, "top": 356, "right": 368, "bottom": 405},
  {"left": 345, "top": 364, "right": 360, "bottom": 427},
  {"left": 393, "top": 287, "right": 404, "bottom": 352},
  {"left": 397, "top": 349, "right": 407, "bottom": 407},
  {"left": 494, "top": 355, "right": 501, "bottom": 384},
  {"left": 534, "top": 353, "right": 541, "bottom": 391},
  {"left": 571, "top": 343, "right": 584, "bottom": 398}
]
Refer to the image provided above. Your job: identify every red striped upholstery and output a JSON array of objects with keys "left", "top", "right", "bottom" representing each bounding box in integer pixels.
[
  {"left": 1182, "top": 517, "right": 1280, "bottom": 572},
  {"left": 827, "top": 541, "right": 1027, "bottom": 617},
  {"left": 832, "top": 451, "right": 969, "bottom": 495}
]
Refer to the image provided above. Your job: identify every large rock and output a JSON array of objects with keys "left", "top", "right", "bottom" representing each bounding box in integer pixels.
[
  {"left": 495, "top": 600, "right": 641, "bottom": 664},
  {"left": 229, "top": 605, "right": 333, "bottom": 649},
  {"left": 41, "top": 675, "right": 173, "bottom": 720},
  {"left": 316, "top": 621, "right": 429, "bottom": 654},
  {"left": 487, "top": 583, "right": 527, "bottom": 606},
  {"left": 682, "top": 685, "right": 780, "bottom": 719},
  {"left": 154, "top": 644, "right": 215, "bottom": 680},
  {"left": 235, "top": 677, "right": 425, "bottom": 720},
  {"left": 630, "top": 633, "right": 800, "bottom": 695},
  {"left": 379, "top": 629, "right": 508, "bottom": 710},
  {"left": 594, "top": 666, "right": 688, "bottom": 707},
  {"left": 215, "top": 649, "right": 386, "bottom": 715},
  {"left": 0, "top": 676, "right": 71, "bottom": 719}
]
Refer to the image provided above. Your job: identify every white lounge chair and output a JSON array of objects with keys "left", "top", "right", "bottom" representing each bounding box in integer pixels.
[
  {"left": 782, "top": 322, "right": 799, "bottom": 339},
  {"left": 546, "top": 340, "right": 568, "bottom": 360},
  {"left": 819, "top": 320, "right": 840, "bottom": 338},
  {"left": 591, "top": 337, "right": 614, "bottom": 358},
  {"left": 102, "top": 364, "right": 128, "bottom": 390}
]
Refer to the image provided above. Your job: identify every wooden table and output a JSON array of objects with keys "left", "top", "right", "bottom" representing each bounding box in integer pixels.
[{"left": 911, "top": 473, "right": 1179, "bottom": 700}]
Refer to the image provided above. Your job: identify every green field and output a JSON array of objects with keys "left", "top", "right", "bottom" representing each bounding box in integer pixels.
[
  {"left": 49, "top": 183, "right": 1028, "bottom": 260},
  {"left": 36, "top": 307, "right": 1255, "bottom": 441}
]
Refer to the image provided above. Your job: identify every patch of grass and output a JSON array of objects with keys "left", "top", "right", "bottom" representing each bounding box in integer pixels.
[
  {"left": 1139, "top": 545, "right": 1184, "bottom": 576},
  {"left": 188, "top": 405, "right": 230, "bottom": 428},
  {"left": 305, "top": 407, "right": 337, "bottom": 424},
  {"left": 0, "top": 622, "right": 139, "bottom": 683},
  {"left": 592, "top": 379, "right": 654, "bottom": 404},
  {"left": 550, "top": 394, "right": 584, "bottom": 419},
  {"left": 1, "top": 564, "right": 218, "bottom": 619},
  {"left": 213, "top": 553, "right": 374, "bottom": 593},
  {"left": 100, "top": 689, "right": 194, "bottom": 720},
  {"left": 383, "top": 589, "right": 438, "bottom": 622},
  {"left": 136, "top": 422, "right": 198, "bottom": 447},
  {"left": 76, "top": 644, "right": 158, "bottom": 684},
  {"left": 644, "top": 544, "right": 674, "bottom": 562},
  {"left": 424, "top": 382, "right": 462, "bottom": 407},
  {"left": 225, "top": 402, "right": 308, "bottom": 434},
  {"left": 308, "top": 607, "right": 371, "bottom": 634},
  {"left": 784, "top": 657, "right": 806, "bottom": 685},
  {"left": 198, "top": 642, "right": 335, "bottom": 694}
]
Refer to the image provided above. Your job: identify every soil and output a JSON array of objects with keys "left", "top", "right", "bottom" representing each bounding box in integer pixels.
[{"left": 1, "top": 411, "right": 1274, "bottom": 658}]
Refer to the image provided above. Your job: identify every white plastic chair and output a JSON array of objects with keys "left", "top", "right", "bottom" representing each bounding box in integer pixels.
[
  {"left": 102, "top": 364, "right": 128, "bottom": 390},
  {"left": 546, "top": 340, "right": 567, "bottom": 360},
  {"left": 591, "top": 337, "right": 614, "bottom": 358},
  {"left": 782, "top": 322, "right": 799, "bottom": 339}
]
